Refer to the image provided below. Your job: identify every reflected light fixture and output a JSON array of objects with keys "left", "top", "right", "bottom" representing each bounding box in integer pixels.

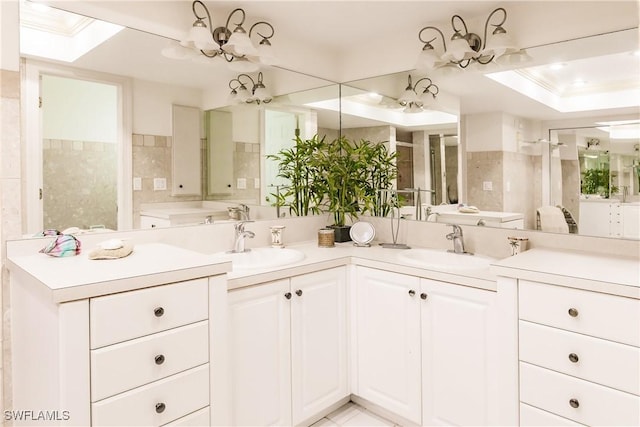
[
  {"left": 228, "top": 72, "right": 273, "bottom": 105},
  {"left": 397, "top": 75, "right": 439, "bottom": 113},
  {"left": 162, "top": 1, "right": 277, "bottom": 72},
  {"left": 415, "top": 7, "right": 530, "bottom": 72}
]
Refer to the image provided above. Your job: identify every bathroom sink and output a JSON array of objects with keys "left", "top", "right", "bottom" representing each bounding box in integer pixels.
[
  {"left": 397, "top": 248, "right": 495, "bottom": 271},
  {"left": 212, "top": 247, "right": 305, "bottom": 271}
]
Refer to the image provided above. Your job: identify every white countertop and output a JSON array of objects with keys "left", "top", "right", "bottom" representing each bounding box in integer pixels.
[
  {"left": 437, "top": 210, "right": 524, "bottom": 222},
  {"left": 7, "top": 243, "right": 231, "bottom": 303},
  {"left": 492, "top": 248, "right": 640, "bottom": 298},
  {"left": 140, "top": 207, "right": 228, "bottom": 220},
  {"left": 220, "top": 241, "right": 500, "bottom": 292}
]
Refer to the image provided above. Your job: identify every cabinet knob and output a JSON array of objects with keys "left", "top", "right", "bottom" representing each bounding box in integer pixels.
[
  {"left": 295, "top": 289, "right": 303, "bottom": 297},
  {"left": 568, "top": 353, "right": 579, "bottom": 363},
  {"left": 155, "top": 402, "right": 166, "bottom": 413},
  {"left": 154, "top": 307, "right": 165, "bottom": 317},
  {"left": 420, "top": 293, "right": 428, "bottom": 300},
  {"left": 569, "top": 398, "right": 580, "bottom": 409},
  {"left": 284, "top": 292, "right": 292, "bottom": 300},
  {"left": 155, "top": 354, "right": 165, "bottom": 365},
  {"left": 408, "top": 290, "right": 416, "bottom": 297},
  {"left": 568, "top": 308, "right": 579, "bottom": 317},
  {"left": 179, "top": 184, "right": 183, "bottom": 188}
]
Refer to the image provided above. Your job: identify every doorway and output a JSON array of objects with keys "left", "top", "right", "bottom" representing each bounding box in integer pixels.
[{"left": 24, "top": 61, "right": 132, "bottom": 233}]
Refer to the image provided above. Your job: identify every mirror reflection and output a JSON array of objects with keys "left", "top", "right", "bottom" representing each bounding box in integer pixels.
[
  {"left": 19, "top": 3, "right": 337, "bottom": 231},
  {"left": 551, "top": 123, "right": 640, "bottom": 239},
  {"left": 340, "top": 72, "right": 459, "bottom": 221}
]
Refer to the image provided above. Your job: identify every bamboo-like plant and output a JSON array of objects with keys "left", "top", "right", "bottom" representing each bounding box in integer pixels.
[
  {"left": 315, "top": 136, "right": 365, "bottom": 227},
  {"left": 266, "top": 135, "right": 324, "bottom": 216},
  {"left": 359, "top": 140, "right": 398, "bottom": 217}
]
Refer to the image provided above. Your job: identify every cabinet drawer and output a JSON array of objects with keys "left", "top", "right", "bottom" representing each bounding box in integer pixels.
[
  {"left": 520, "top": 362, "right": 640, "bottom": 426},
  {"left": 91, "top": 321, "right": 209, "bottom": 401},
  {"left": 519, "top": 280, "right": 640, "bottom": 346},
  {"left": 520, "top": 321, "right": 640, "bottom": 395},
  {"left": 520, "top": 403, "right": 584, "bottom": 426},
  {"left": 164, "top": 407, "right": 210, "bottom": 426},
  {"left": 90, "top": 278, "right": 208, "bottom": 349},
  {"left": 92, "top": 364, "right": 209, "bottom": 426}
]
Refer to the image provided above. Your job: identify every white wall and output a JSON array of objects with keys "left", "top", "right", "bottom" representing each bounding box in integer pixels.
[
  {"left": 42, "top": 75, "right": 117, "bottom": 143},
  {"left": 0, "top": 0, "right": 19, "bottom": 71},
  {"left": 132, "top": 79, "right": 203, "bottom": 136}
]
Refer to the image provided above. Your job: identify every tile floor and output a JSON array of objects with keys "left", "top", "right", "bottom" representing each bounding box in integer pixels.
[{"left": 311, "top": 402, "right": 399, "bottom": 427}]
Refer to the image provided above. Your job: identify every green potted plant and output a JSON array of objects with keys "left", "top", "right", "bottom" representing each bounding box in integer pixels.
[
  {"left": 315, "top": 136, "right": 365, "bottom": 242},
  {"left": 266, "top": 135, "right": 324, "bottom": 216},
  {"left": 581, "top": 168, "right": 612, "bottom": 198},
  {"left": 359, "top": 140, "right": 398, "bottom": 217}
]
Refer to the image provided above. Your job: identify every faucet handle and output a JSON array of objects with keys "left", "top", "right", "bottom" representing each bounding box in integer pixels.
[
  {"left": 446, "top": 223, "right": 462, "bottom": 233},
  {"left": 234, "top": 220, "right": 254, "bottom": 231}
]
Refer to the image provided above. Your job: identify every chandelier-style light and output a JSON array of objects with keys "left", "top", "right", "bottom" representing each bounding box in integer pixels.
[
  {"left": 415, "top": 7, "right": 530, "bottom": 72},
  {"left": 228, "top": 72, "right": 273, "bottom": 105},
  {"left": 162, "top": 1, "right": 277, "bottom": 72},
  {"left": 397, "top": 75, "right": 439, "bottom": 113}
]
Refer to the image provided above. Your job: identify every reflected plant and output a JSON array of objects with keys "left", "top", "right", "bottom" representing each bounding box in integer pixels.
[
  {"left": 266, "top": 135, "right": 324, "bottom": 217},
  {"left": 581, "top": 168, "right": 612, "bottom": 198}
]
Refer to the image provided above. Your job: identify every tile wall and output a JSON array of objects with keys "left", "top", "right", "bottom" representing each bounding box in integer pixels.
[
  {"left": 42, "top": 139, "right": 117, "bottom": 230},
  {"left": 132, "top": 134, "right": 205, "bottom": 228},
  {"left": 1, "top": 68, "right": 22, "bottom": 416}
]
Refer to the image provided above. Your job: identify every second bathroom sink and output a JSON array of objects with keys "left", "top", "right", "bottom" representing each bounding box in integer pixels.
[
  {"left": 397, "top": 248, "right": 495, "bottom": 271},
  {"left": 213, "top": 247, "right": 305, "bottom": 271}
]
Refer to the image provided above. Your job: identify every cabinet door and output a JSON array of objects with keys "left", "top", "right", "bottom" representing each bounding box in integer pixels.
[
  {"left": 228, "top": 280, "right": 292, "bottom": 426},
  {"left": 355, "top": 267, "right": 422, "bottom": 424},
  {"left": 172, "top": 104, "right": 202, "bottom": 196},
  {"left": 420, "top": 278, "right": 497, "bottom": 426},
  {"left": 208, "top": 110, "right": 234, "bottom": 194},
  {"left": 291, "top": 267, "right": 348, "bottom": 425}
]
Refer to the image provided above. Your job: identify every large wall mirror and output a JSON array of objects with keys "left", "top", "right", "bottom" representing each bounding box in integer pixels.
[
  {"left": 19, "top": 2, "right": 337, "bottom": 231},
  {"left": 346, "top": 29, "right": 639, "bottom": 241},
  {"left": 340, "top": 72, "right": 459, "bottom": 219}
]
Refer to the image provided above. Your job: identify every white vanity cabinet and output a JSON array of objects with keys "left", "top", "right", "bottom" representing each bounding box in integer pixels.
[
  {"left": 518, "top": 280, "right": 640, "bottom": 426},
  {"left": 8, "top": 243, "right": 230, "bottom": 427},
  {"left": 420, "top": 278, "right": 501, "bottom": 426},
  {"left": 227, "top": 267, "right": 349, "bottom": 426},
  {"left": 355, "top": 267, "right": 422, "bottom": 424},
  {"left": 354, "top": 266, "right": 503, "bottom": 426}
]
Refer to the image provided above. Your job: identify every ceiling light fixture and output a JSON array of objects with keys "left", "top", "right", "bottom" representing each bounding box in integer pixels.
[
  {"left": 228, "top": 72, "right": 273, "bottom": 105},
  {"left": 415, "top": 7, "right": 530, "bottom": 72},
  {"left": 163, "top": 1, "right": 276, "bottom": 72},
  {"left": 397, "top": 75, "right": 439, "bottom": 113}
]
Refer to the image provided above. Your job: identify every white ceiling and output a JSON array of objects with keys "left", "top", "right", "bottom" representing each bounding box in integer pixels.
[{"left": 24, "top": 0, "right": 640, "bottom": 123}]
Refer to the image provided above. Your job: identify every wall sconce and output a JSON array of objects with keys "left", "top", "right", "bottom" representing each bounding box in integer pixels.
[
  {"left": 163, "top": 1, "right": 276, "bottom": 72},
  {"left": 586, "top": 138, "right": 601, "bottom": 150},
  {"left": 228, "top": 72, "right": 273, "bottom": 105},
  {"left": 397, "top": 75, "right": 439, "bottom": 113},
  {"left": 415, "top": 7, "right": 529, "bottom": 72}
]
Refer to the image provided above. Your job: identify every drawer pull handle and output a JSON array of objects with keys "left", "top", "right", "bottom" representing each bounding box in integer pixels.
[
  {"left": 408, "top": 290, "right": 416, "bottom": 297},
  {"left": 568, "top": 308, "right": 579, "bottom": 317},
  {"left": 155, "top": 402, "right": 166, "bottom": 413},
  {"left": 569, "top": 399, "right": 580, "bottom": 409},
  {"left": 420, "top": 293, "right": 428, "bottom": 300},
  {"left": 155, "top": 354, "right": 165, "bottom": 365},
  {"left": 284, "top": 292, "right": 292, "bottom": 300},
  {"left": 154, "top": 307, "right": 165, "bottom": 317},
  {"left": 295, "top": 289, "right": 303, "bottom": 297},
  {"left": 568, "top": 353, "right": 579, "bottom": 363}
]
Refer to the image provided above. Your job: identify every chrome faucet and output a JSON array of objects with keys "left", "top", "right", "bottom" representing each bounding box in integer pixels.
[
  {"left": 238, "top": 204, "right": 250, "bottom": 221},
  {"left": 232, "top": 221, "right": 255, "bottom": 253},
  {"left": 446, "top": 224, "right": 467, "bottom": 254}
]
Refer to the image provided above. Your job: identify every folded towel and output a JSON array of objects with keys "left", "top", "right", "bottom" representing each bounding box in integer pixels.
[
  {"left": 537, "top": 206, "right": 569, "bottom": 233},
  {"left": 88, "top": 242, "right": 134, "bottom": 260}
]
